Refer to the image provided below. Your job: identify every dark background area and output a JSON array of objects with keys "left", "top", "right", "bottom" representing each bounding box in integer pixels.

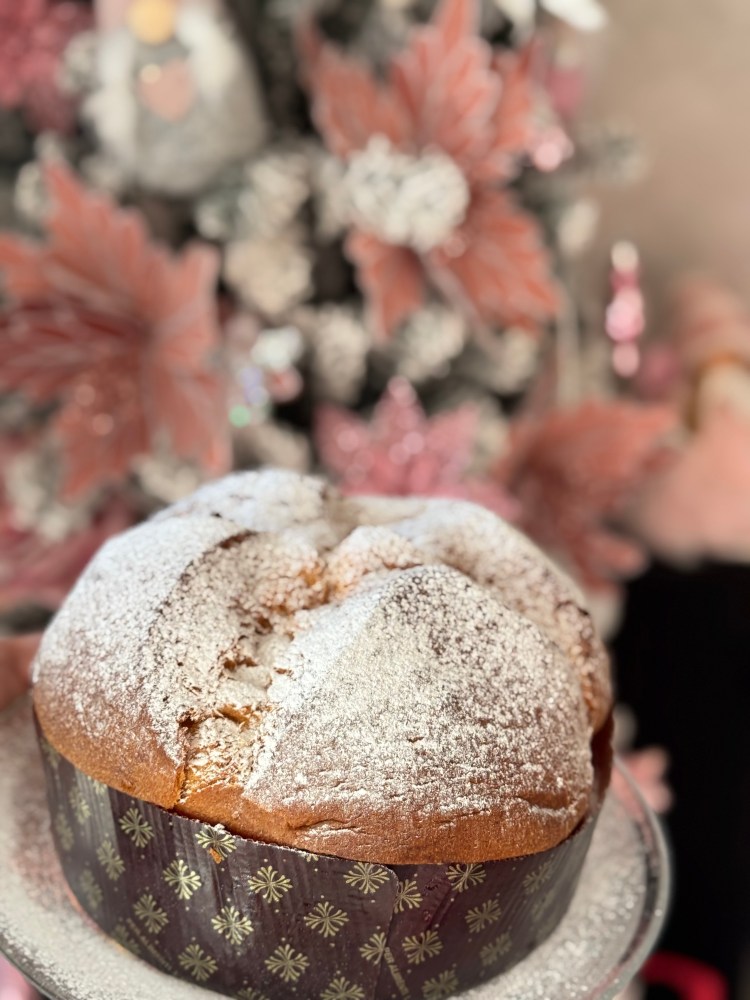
[{"left": 614, "top": 562, "right": 750, "bottom": 999}]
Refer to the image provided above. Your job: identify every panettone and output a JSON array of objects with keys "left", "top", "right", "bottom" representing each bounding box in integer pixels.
[{"left": 33, "top": 470, "right": 612, "bottom": 865}]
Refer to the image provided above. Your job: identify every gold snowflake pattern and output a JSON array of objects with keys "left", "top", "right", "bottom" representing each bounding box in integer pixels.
[
  {"left": 343, "top": 862, "right": 390, "bottom": 895},
  {"left": 112, "top": 922, "right": 141, "bottom": 956},
  {"left": 79, "top": 869, "right": 103, "bottom": 914},
  {"left": 236, "top": 989, "right": 269, "bottom": 1000},
  {"left": 480, "top": 933, "right": 512, "bottom": 968},
  {"left": 119, "top": 807, "right": 154, "bottom": 848},
  {"left": 54, "top": 810, "right": 74, "bottom": 852},
  {"left": 163, "top": 859, "right": 202, "bottom": 900},
  {"left": 320, "top": 976, "right": 365, "bottom": 1000},
  {"left": 133, "top": 894, "right": 169, "bottom": 935},
  {"left": 196, "top": 825, "right": 237, "bottom": 863},
  {"left": 248, "top": 865, "right": 293, "bottom": 903},
  {"left": 422, "top": 969, "right": 460, "bottom": 1000},
  {"left": 395, "top": 878, "right": 423, "bottom": 912},
  {"left": 402, "top": 930, "right": 443, "bottom": 965},
  {"left": 465, "top": 897, "right": 502, "bottom": 934},
  {"left": 264, "top": 944, "right": 309, "bottom": 983},
  {"left": 446, "top": 863, "right": 486, "bottom": 894},
  {"left": 40, "top": 739, "right": 60, "bottom": 772},
  {"left": 178, "top": 944, "right": 218, "bottom": 983},
  {"left": 359, "top": 931, "right": 387, "bottom": 965},
  {"left": 303, "top": 901, "right": 349, "bottom": 938},
  {"left": 523, "top": 859, "right": 553, "bottom": 895},
  {"left": 89, "top": 778, "right": 109, "bottom": 798},
  {"left": 211, "top": 905, "right": 253, "bottom": 946},
  {"left": 96, "top": 839, "right": 125, "bottom": 881},
  {"left": 302, "top": 852, "right": 320, "bottom": 863},
  {"left": 69, "top": 786, "right": 91, "bottom": 826}
]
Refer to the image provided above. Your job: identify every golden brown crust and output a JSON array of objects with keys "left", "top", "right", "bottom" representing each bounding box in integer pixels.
[{"left": 33, "top": 471, "right": 612, "bottom": 863}]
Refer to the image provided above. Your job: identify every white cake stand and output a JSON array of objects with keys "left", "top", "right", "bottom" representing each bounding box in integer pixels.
[{"left": 0, "top": 698, "right": 669, "bottom": 1000}]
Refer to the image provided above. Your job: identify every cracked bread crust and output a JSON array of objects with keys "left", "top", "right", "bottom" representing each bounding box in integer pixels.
[{"left": 33, "top": 471, "right": 612, "bottom": 863}]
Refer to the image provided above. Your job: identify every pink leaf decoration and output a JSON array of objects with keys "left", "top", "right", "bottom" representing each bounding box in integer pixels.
[
  {"left": 390, "top": 0, "right": 500, "bottom": 167},
  {"left": 497, "top": 401, "right": 677, "bottom": 590},
  {"left": 427, "top": 188, "right": 560, "bottom": 328},
  {"left": 346, "top": 231, "right": 425, "bottom": 339},
  {"left": 0, "top": 162, "right": 229, "bottom": 497},
  {"left": 316, "top": 377, "right": 514, "bottom": 515},
  {"left": 301, "top": 24, "right": 410, "bottom": 159},
  {"left": 469, "top": 48, "right": 538, "bottom": 184}
]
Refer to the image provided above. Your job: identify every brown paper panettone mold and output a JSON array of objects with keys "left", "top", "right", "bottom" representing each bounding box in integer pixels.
[
  {"left": 32, "top": 470, "right": 613, "bottom": 997},
  {"left": 38, "top": 719, "right": 611, "bottom": 999}
]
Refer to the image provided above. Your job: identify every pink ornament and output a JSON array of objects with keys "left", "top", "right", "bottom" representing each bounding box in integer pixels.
[{"left": 605, "top": 241, "right": 645, "bottom": 379}]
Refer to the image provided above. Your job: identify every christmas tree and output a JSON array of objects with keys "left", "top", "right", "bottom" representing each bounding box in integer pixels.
[{"left": 2, "top": 0, "right": 747, "bottom": 641}]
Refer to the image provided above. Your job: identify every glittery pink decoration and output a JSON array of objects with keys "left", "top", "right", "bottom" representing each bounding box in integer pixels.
[
  {"left": 0, "top": 163, "right": 229, "bottom": 499},
  {"left": 0, "top": 0, "right": 93, "bottom": 134},
  {"left": 496, "top": 401, "right": 677, "bottom": 591},
  {"left": 303, "top": 0, "right": 559, "bottom": 337},
  {"left": 605, "top": 242, "right": 645, "bottom": 379},
  {"left": 316, "top": 377, "right": 516, "bottom": 515}
]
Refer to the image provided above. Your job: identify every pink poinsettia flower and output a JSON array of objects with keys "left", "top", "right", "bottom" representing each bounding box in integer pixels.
[
  {"left": 0, "top": 162, "right": 230, "bottom": 499},
  {"left": 316, "top": 377, "right": 515, "bottom": 515},
  {"left": 0, "top": 0, "right": 93, "bottom": 134},
  {"left": 303, "top": 0, "right": 559, "bottom": 338},
  {"left": 495, "top": 401, "right": 678, "bottom": 592}
]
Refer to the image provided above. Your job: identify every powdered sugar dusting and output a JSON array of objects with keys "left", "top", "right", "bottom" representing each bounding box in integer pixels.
[
  {"left": 241, "top": 564, "right": 592, "bottom": 860},
  {"left": 33, "top": 470, "right": 611, "bottom": 861}
]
